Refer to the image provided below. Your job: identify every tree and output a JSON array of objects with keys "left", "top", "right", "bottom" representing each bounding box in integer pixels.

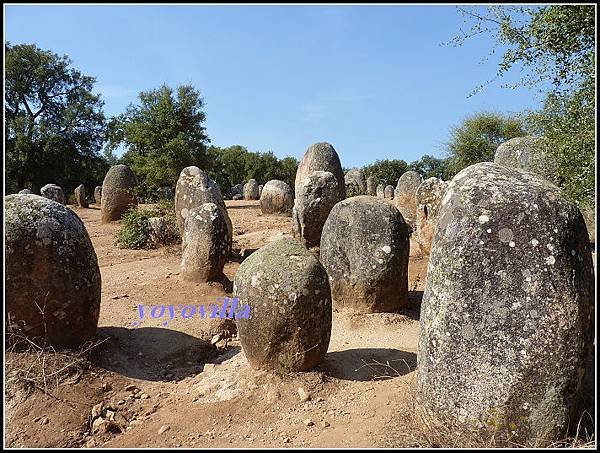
[
  {"left": 409, "top": 154, "right": 452, "bottom": 180},
  {"left": 444, "top": 112, "right": 526, "bottom": 176},
  {"left": 362, "top": 159, "right": 410, "bottom": 187},
  {"left": 5, "top": 42, "right": 108, "bottom": 194},
  {"left": 106, "top": 84, "right": 209, "bottom": 200}
]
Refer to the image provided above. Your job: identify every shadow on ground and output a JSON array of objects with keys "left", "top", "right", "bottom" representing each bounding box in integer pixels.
[{"left": 318, "top": 348, "right": 417, "bottom": 382}]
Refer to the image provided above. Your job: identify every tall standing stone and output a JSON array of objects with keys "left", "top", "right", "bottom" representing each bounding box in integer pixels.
[
  {"left": 244, "top": 179, "right": 259, "bottom": 200},
  {"left": 494, "top": 136, "right": 558, "bottom": 185},
  {"left": 366, "top": 176, "right": 377, "bottom": 196},
  {"left": 94, "top": 186, "right": 102, "bottom": 204},
  {"left": 415, "top": 177, "right": 448, "bottom": 256},
  {"left": 416, "top": 162, "right": 594, "bottom": 442},
  {"left": 40, "top": 184, "right": 65, "bottom": 205},
  {"left": 344, "top": 168, "right": 366, "bottom": 196},
  {"left": 101, "top": 164, "right": 138, "bottom": 222},
  {"left": 395, "top": 171, "right": 422, "bottom": 230},
  {"left": 5, "top": 194, "right": 101, "bottom": 347},
  {"left": 384, "top": 185, "right": 394, "bottom": 199},
  {"left": 234, "top": 237, "right": 332, "bottom": 371},
  {"left": 320, "top": 196, "right": 410, "bottom": 312},
  {"left": 292, "top": 142, "right": 346, "bottom": 247},
  {"left": 260, "top": 179, "right": 294, "bottom": 216},
  {"left": 74, "top": 184, "right": 89, "bottom": 208},
  {"left": 376, "top": 184, "right": 385, "bottom": 198}
]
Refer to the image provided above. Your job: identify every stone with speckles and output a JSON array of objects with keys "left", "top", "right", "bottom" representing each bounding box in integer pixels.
[
  {"left": 260, "top": 180, "right": 294, "bottom": 216},
  {"left": 494, "top": 136, "right": 558, "bottom": 185},
  {"left": 244, "top": 179, "right": 260, "bottom": 201},
  {"left": 5, "top": 194, "right": 101, "bottom": 348},
  {"left": 415, "top": 177, "right": 448, "bottom": 256},
  {"left": 74, "top": 184, "right": 89, "bottom": 208},
  {"left": 320, "top": 196, "right": 410, "bottom": 312},
  {"left": 94, "top": 186, "right": 102, "bottom": 204},
  {"left": 384, "top": 185, "right": 394, "bottom": 199},
  {"left": 366, "top": 176, "right": 377, "bottom": 196},
  {"left": 234, "top": 237, "right": 332, "bottom": 371},
  {"left": 40, "top": 184, "right": 65, "bottom": 205},
  {"left": 395, "top": 171, "right": 423, "bottom": 231},
  {"left": 101, "top": 164, "right": 138, "bottom": 222},
  {"left": 416, "top": 162, "right": 594, "bottom": 442},
  {"left": 344, "top": 168, "right": 366, "bottom": 196},
  {"left": 376, "top": 184, "right": 385, "bottom": 198}
]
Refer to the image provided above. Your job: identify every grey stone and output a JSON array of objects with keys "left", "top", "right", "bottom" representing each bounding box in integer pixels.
[
  {"left": 344, "top": 169, "right": 366, "bottom": 196},
  {"left": 376, "top": 184, "right": 385, "bottom": 198},
  {"left": 260, "top": 180, "right": 294, "bottom": 216},
  {"left": 384, "top": 185, "right": 394, "bottom": 199},
  {"left": 581, "top": 207, "right": 595, "bottom": 244},
  {"left": 233, "top": 237, "right": 332, "bottom": 371},
  {"left": 415, "top": 177, "right": 448, "bottom": 256},
  {"left": 18, "top": 189, "right": 33, "bottom": 194},
  {"left": 292, "top": 171, "right": 342, "bottom": 248},
  {"left": 231, "top": 183, "right": 244, "bottom": 197},
  {"left": 366, "top": 176, "right": 377, "bottom": 196},
  {"left": 40, "top": 184, "right": 65, "bottom": 205},
  {"left": 5, "top": 194, "right": 101, "bottom": 347},
  {"left": 94, "top": 186, "right": 102, "bottom": 204},
  {"left": 232, "top": 194, "right": 243, "bottom": 201},
  {"left": 148, "top": 217, "right": 168, "bottom": 247},
  {"left": 181, "top": 203, "right": 231, "bottom": 282},
  {"left": 258, "top": 184, "right": 263, "bottom": 198},
  {"left": 416, "top": 162, "right": 594, "bottom": 442},
  {"left": 244, "top": 179, "right": 259, "bottom": 200},
  {"left": 101, "top": 165, "right": 138, "bottom": 222},
  {"left": 494, "top": 136, "right": 558, "bottom": 184},
  {"left": 395, "top": 171, "right": 423, "bottom": 230},
  {"left": 74, "top": 184, "right": 88, "bottom": 208},
  {"left": 294, "top": 142, "right": 345, "bottom": 201},
  {"left": 320, "top": 196, "right": 410, "bottom": 312}
]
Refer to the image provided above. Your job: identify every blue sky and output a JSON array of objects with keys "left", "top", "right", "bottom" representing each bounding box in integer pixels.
[{"left": 5, "top": 5, "right": 545, "bottom": 167}]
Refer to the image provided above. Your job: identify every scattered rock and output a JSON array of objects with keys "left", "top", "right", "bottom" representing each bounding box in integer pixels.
[{"left": 158, "top": 425, "right": 171, "bottom": 435}]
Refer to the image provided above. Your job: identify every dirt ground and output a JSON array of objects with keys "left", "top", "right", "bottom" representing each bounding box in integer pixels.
[{"left": 4, "top": 200, "right": 595, "bottom": 448}]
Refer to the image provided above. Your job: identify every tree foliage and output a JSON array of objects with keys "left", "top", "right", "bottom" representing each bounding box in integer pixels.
[
  {"left": 409, "top": 154, "right": 452, "bottom": 180},
  {"left": 106, "top": 84, "right": 209, "bottom": 201},
  {"left": 5, "top": 42, "right": 108, "bottom": 194},
  {"left": 362, "top": 159, "right": 410, "bottom": 187}
]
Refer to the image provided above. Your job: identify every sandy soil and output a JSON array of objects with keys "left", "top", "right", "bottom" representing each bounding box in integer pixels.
[{"left": 4, "top": 200, "right": 593, "bottom": 448}]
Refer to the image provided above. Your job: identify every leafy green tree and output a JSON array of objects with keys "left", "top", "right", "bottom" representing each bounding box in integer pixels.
[
  {"left": 5, "top": 42, "right": 108, "bottom": 194},
  {"left": 106, "top": 84, "right": 209, "bottom": 200},
  {"left": 444, "top": 112, "right": 526, "bottom": 176},
  {"left": 409, "top": 154, "right": 452, "bottom": 180},
  {"left": 362, "top": 159, "right": 410, "bottom": 187}
]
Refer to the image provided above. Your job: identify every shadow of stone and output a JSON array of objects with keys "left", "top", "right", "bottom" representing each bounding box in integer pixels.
[
  {"left": 91, "top": 326, "right": 218, "bottom": 381},
  {"left": 317, "top": 347, "right": 416, "bottom": 382}
]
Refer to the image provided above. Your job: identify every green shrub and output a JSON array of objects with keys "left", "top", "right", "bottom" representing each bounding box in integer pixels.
[{"left": 115, "top": 199, "right": 180, "bottom": 249}]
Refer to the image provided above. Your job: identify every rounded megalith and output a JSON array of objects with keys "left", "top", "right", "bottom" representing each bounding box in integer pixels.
[
  {"left": 344, "top": 168, "right": 366, "bottom": 196},
  {"left": 148, "top": 216, "right": 168, "bottom": 247},
  {"left": 94, "top": 186, "right": 102, "bottom": 204},
  {"left": 366, "top": 176, "right": 377, "bottom": 196},
  {"left": 101, "top": 164, "right": 138, "bottom": 222},
  {"left": 321, "top": 196, "right": 410, "bottom": 312},
  {"left": 244, "top": 179, "right": 259, "bottom": 201},
  {"left": 181, "top": 203, "right": 232, "bottom": 282},
  {"left": 416, "top": 162, "right": 594, "bottom": 442},
  {"left": 260, "top": 180, "right": 294, "bottom": 216},
  {"left": 295, "top": 142, "right": 345, "bottom": 201},
  {"left": 234, "top": 237, "right": 332, "bottom": 371},
  {"left": 231, "top": 183, "right": 244, "bottom": 198},
  {"left": 18, "top": 189, "right": 33, "bottom": 194},
  {"left": 40, "top": 184, "right": 65, "bottom": 204},
  {"left": 175, "top": 166, "right": 228, "bottom": 237},
  {"left": 292, "top": 170, "right": 342, "bottom": 248},
  {"left": 494, "top": 136, "right": 558, "bottom": 184},
  {"left": 395, "top": 171, "right": 422, "bottom": 230},
  {"left": 5, "top": 194, "right": 101, "bottom": 348},
  {"left": 376, "top": 184, "right": 385, "bottom": 198},
  {"left": 74, "top": 184, "right": 89, "bottom": 208},
  {"left": 384, "top": 185, "right": 394, "bottom": 199},
  {"left": 415, "top": 177, "right": 448, "bottom": 256}
]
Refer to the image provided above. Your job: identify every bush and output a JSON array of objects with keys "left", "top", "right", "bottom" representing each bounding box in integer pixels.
[{"left": 115, "top": 199, "right": 180, "bottom": 249}]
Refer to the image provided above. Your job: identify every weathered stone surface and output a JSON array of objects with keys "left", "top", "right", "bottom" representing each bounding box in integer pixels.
[
  {"left": 416, "top": 162, "right": 594, "bottom": 442},
  {"left": 494, "top": 136, "right": 558, "bottom": 184},
  {"left": 5, "top": 194, "right": 101, "bottom": 347},
  {"left": 244, "top": 179, "right": 260, "bottom": 201},
  {"left": 366, "top": 176, "right": 377, "bottom": 196},
  {"left": 234, "top": 237, "right": 332, "bottom": 371},
  {"left": 18, "top": 189, "right": 33, "bottom": 194},
  {"left": 376, "top": 184, "right": 385, "bottom": 198},
  {"left": 258, "top": 184, "right": 263, "bottom": 198},
  {"left": 40, "top": 184, "right": 65, "bottom": 205},
  {"left": 74, "top": 184, "right": 89, "bottom": 208},
  {"left": 384, "top": 185, "right": 394, "bottom": 199},
  {"left": 181, "top": 203, "right": 232, "bottom": 282},
  {"left": 232, "top": 194, "right": 243, "bottom": 201},
  {"left": 395, "top": 171, "right": 422, "bottom": 230},
  {"left": 344, "top": 169, "right": 366, "bottom": 196},
  {"left": 415, "top": 177, "right": 448, "bottom": 256},
  {"left": 294, "top": 142, "right": 345, "bottom": 201},
  {"left": 175, "top": 166, "right": 228, "bottom": 237},
  {"left": 231, "top": 183, "right": 244, "bottom": 197},
  {"left": 292, "top": 171, "right": 343, "bottom": 248},
  {"left": 94, "top": 186, "right": 102, "bottom": 204},
  {"left": 148, "top": 217, "right": 168, "bottom": 247},
  {"left": 260, "top": 180, "right": 294, "bottom": 216},
  {"left": 320, "top": 196, "right": 410, "bottom": 312},
  {"left": 581, "top": 207, "right": 595, "bottom": 244},
  {"left": 101, "top": 165, "right": 138, "bottom": 222}
]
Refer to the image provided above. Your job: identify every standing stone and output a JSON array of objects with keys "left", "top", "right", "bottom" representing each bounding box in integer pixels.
[
  {"left": 376, "top": 184, "right": 385, "bottom": 198},
  {"left": 232, "top": 194, "right": 243, "bottom": 201},
  {"left": 416, "top": 162, "right": 594, "bottom": 442},
  {"left": 415, "top": 177, "right": 448, "bottom": 256},
  {"left": 260, "top": 180, "right": 294, "bottom": 216},
  {"left": 5, "top": 194, "right": 102, "bottom": 348},
  {"left": 148, "top": 217, "right": 168, "bottom": 247},
  {"left": 344, "top": 168, "right": 366, "bottom": 196},
  {"left": 366, "top": 176, "right": 377, "bottom": 196},
  {"left": 40, "top": 184, "right": 65, "bottom": 205},
  {"left": 231, "top": 183, "right": 244, "bottom": 198},
  {"left": 293, "top": 142, "right": 346, "bottom": 247},
  {"left": 234, "top": 237, "right": 332, "bottom": 371},
  {"left": 74, "top": 184, "right": 89, "bottom": 208},
  {"left": 101, "top": 164, "right": 138, "bottom": 222},
  {"left": 175, "top": 166, "right": 228, "bottom": 237},
  {"left": 292, "top": 171, "right": 342, "bottom": 248},
  {"left": 258, "top": 184, "right": 264, "bottom": 198},
  {"left": 384, "top": 185, "right": 394, "bottom": 199},
  {"left": 94, "top": 186, "right": 102, "bottom": 204},
  {"left": 320, "top": 196, "right": 410, "bottom": 312},
  {"left": 494, "top": 136, "right": 558, "bottom": 184},
  {"left": 244, "top": 179, "right": 259, "bottom": 201},
  {"left": 18, "top": 189, "right": 33, "bottom": 194},
  {"left": 395, "top": 171, "right": 423, "bottom": 230},
  {"left": 181, "top": 203, "right": 231, "bottom": 282},
  {"left": 581, "top": 207, "right": 595, "bottom": 244}
]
